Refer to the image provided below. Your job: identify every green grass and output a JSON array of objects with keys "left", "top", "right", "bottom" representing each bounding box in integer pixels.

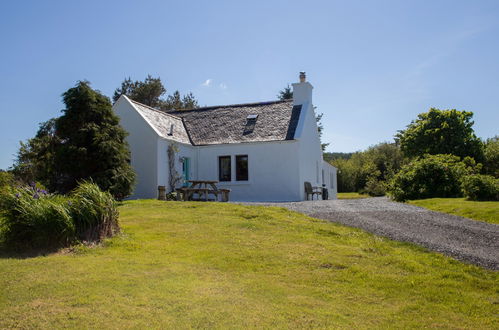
[
  {"left": 337, "top": 192, "right": 371, "bottom": 199},
  {"left": 408, "top": 198, "right": 499, "bottom": 225},
  {"left": 1, "top": 200, "right": 497, "bottom": 328}
]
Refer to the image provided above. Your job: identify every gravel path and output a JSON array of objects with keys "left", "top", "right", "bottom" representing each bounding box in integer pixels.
[{"left": 245, "top": 197, "right": 499, "bottom": 270}]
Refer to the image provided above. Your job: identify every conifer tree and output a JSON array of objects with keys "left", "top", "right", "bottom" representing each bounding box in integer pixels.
[{"left": 56, "top": 81, "right": 135, "bottom": 199}]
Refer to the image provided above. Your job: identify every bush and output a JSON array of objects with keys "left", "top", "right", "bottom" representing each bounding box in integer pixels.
[
  {"left": 364, "top": 178, "right": 386, "bottom": 196},
  {"left": 0, "top": 185, "right": 75, "bottom": 249},
  {"left": 388, "top": 154, "right": 476, "bottom": 202},
  {"left": 461, "top": 174, "right": 499, "bottom": 201},
  {"left": 70, "top": 182, "right": 119, "bottom": 242},
  {"left": 0, "top": 182, "right": 119, "bottom": 250},
  {"left": 483, "top": 136, "right": 499, "bottom": 178},
  {"left": 0, "top": 171, "right": 15, "bottom": 195}
]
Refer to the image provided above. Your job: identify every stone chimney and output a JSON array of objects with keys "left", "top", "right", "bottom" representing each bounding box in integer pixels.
[{"left": 292, "top": 71, "right": 313, "bottom": 106}]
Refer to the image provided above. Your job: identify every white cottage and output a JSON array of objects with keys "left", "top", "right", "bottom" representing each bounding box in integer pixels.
[{"left": 113, "top": 73, "right": 337, "bottom": 202}]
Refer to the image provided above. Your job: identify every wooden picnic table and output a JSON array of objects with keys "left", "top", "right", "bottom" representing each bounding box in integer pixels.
[{"left": 176, "top": 180, "right": 231, "bottom": 202}]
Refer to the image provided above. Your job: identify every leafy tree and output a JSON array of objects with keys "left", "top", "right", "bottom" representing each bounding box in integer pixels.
[
  {"left": 329, "top": 158, "right": 356, "bottom": 192},
  {"left": 14, "top": 81, "right": 135, "bottom": 199},
  {"left": 277, "top": 85, "right": 329, "bottom": 151},
  {"left": 396, "top": 108, "right": 483, "bottom": 161},
  {"left": 56, "top": 81, "right": 135, "bottom": 199},
  {"left": 330, "top": 142, "right": 405, "bottom": 195},
  {"left": 483, "top": 136, "right": 499, "bottom": 178},
  {"left": 113, "top": 75, "right": 198, "bottom": 111}
]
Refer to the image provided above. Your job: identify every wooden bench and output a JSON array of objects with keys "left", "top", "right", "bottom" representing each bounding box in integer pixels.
[{"left": 304, "top": 181, "right": 322, "bottom": 200}]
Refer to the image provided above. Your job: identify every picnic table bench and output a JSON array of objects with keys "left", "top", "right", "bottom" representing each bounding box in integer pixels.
[{"left": 176, "top": 180, "right": 231, "bottom": 202}]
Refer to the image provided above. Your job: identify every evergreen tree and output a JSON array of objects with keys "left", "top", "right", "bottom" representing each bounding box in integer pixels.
[
  {"left": 13, "top": 81, "right": 135, "bottom": 199},
  {"left": 113, "top": 75, "right": 198, "bottom": 111},
  {"left": 55, "top": 81, "right": 135, "bottom": 199},
  {"left": 12, "top": 119, "right": 60, "bottom": 190},
  {"left": 277, "top": 84, "right": 293, "bottom": 100},
  {"left": 181, "top": 92, "right": 199, "bottom": 110},
  {"left": 113, "top": 75, "right": 166, "bottom": 108},
  {"left": 162, "top": 90, "right": 183, "bottom": 110}
]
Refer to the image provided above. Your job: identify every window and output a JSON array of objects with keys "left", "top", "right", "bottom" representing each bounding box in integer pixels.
[
  {"left": 236, "top": 155, "right": 248, "bottom": 181},
  {"left": 243, "top": 115, "right": 258, "bottom": 135},
  {"left": 219, "top": 156, "right": 231, "bottom": 181}
]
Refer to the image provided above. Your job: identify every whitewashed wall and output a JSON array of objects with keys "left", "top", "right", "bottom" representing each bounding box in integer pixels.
[
  {"left": 194, "top": 141, "right": 301, "bottom": 201},
  {"left": 322, "top": 161, "right": 338, "bottom": 199},
  {"left": 291, "top": 81, "right": 335, "bottom": 200},
  {"left": 113, "top": 97, "right": 158, "bottom": 199}
]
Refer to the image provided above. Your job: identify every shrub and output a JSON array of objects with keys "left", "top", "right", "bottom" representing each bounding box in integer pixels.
[
  {"left": 388, "top": 154, "right": 476, "bottom": 202},
  {"left": 461, "top": 174, "right": 499, "bottom": 201},
  {"left": 0, "top": 171, "right": 14, "bottom": 187},
  {"left": 364, "top": 178, "right": 386, "bottom": 196},
  {"left": 0, "top": 186, "right": 75, "bottom": 249},
  {"left": 0, "top": 182, "right": 119, "bottom": 250},
  {"left": 70, "top": 182, "right": 119, "bottom": 242}
]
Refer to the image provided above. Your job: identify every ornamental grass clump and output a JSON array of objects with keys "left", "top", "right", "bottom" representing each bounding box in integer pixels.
[
  {"left": 69, "top": 182, "right": 119, "bottom": 242},
  {"left": 0, "top": 184, "right": 75, "bottom": 249},
  {"left": 0, "top": 182, "right": 119, "bottom": 250}
]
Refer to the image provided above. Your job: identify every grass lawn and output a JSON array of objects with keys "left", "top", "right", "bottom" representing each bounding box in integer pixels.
[
  {"left": 1, "top": 200, "right": 497, "bottom": 328},
  {"left": 408, "top": 198, "right": 499, "bottom": 225},
  {"left": 337, "top": 192, "right": 371, "bottom": 199}
]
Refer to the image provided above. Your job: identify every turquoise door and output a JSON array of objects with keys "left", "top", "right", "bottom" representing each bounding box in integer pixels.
[{"left": 182, "top": 158, "right": 190, "bottom": 187}]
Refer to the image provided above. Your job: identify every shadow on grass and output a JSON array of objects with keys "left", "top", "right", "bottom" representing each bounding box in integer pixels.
[{"left": 0, "top": 243, "right": 62, "bottom": 259}]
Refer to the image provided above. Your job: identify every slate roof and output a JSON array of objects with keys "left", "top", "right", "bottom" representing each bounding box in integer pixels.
[
  {"left": 131, "top": 101, "right": 190, "bottom": 144},
  {"left": 130, "top": 99, "right": 302, "bottom": 146}
]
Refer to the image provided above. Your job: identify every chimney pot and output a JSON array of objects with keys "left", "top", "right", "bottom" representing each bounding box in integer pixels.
[{"left": 299, "top": 71, "right": 306, "bottom": 83}]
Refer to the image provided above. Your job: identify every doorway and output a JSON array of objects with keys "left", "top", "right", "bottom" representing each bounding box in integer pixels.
[{"left": 182, "top": 157, "right": 190, "bottom": 187}]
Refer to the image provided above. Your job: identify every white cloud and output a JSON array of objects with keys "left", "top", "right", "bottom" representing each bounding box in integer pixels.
[
  {"left": 202, "top": 79, "right": 212, "bottom": 87},
  {"left": 219, "top": 83, "right": 227, "bottom": 90}
]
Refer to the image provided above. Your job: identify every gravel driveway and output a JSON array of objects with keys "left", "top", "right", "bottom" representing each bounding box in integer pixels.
[{"left": 246, "top": 197, "right": 499, "bottom": 270}]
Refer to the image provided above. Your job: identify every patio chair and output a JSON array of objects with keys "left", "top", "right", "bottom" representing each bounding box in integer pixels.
[{"left": 304, "top": 181, "right": 322, "bottom": 200}]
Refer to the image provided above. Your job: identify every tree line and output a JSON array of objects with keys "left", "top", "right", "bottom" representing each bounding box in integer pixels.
[{"left": 329, "top": 109, "right": 498, "bottom": 201}]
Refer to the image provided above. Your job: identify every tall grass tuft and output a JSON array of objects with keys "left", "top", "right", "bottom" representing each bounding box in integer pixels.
[
  {"left": 0, "top": 186, "right": 75, "bottom": 249},
  {"left": 70, "top": 181, "right": 119, "bottom": 242},
  {"left": 0, "top": 182, "right": 119, "bottom": 250}
]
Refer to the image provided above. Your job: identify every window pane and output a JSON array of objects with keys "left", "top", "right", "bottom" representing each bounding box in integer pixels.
[
  {"left": 219, "top": 156, "right": 231, "bottom": 181},
  {"left": 236, "top": 155, "right": 248, "bottom": 181}
]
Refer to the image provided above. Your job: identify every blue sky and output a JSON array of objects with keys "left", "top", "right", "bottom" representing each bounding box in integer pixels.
[{"left": 1, "top": 0, "right": 498, "bottom": 169}]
